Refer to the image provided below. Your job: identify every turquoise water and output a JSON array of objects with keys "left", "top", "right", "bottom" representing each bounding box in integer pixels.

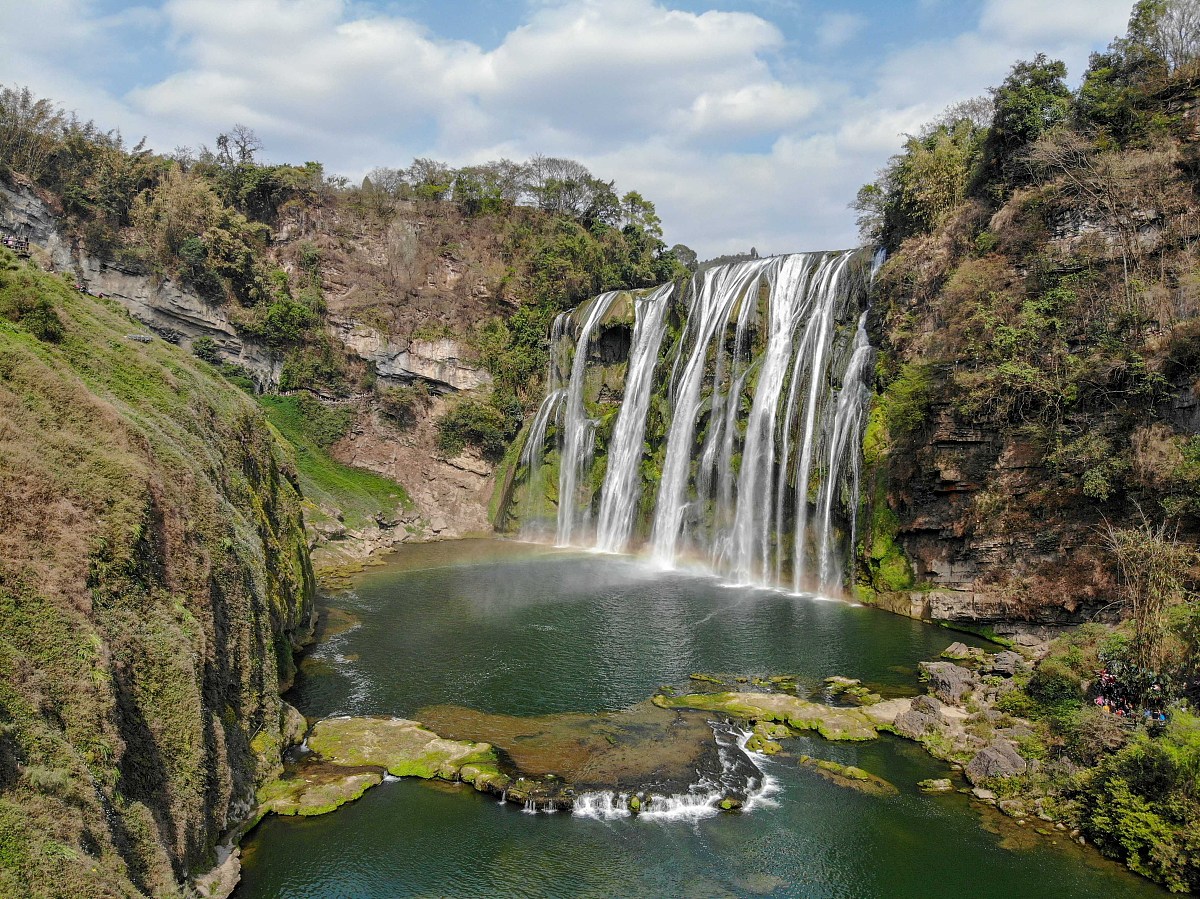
[{"left": 234, "top": 541, "right": 1163, "bottom": 898}]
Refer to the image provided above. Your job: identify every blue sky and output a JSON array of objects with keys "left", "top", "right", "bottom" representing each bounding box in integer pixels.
[{"left": 0, "top": 0, "right": 1134, "bottom": 256}]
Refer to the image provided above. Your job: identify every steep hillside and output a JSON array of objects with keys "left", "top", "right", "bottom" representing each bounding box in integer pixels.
[
  {"left": 856, "top": 40, "right": 1200, "bottom": 644},
  {"left": 0, "top": 248, "right": 314, "bottom": 897},
  {"left": 0, "top": 96, "right": 688, "bottom": 541}
]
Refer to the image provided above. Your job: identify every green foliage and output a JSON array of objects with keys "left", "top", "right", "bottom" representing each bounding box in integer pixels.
[
  {"left": 278, "top": 340, "right": 348, "bottom": 394},
  {"left": 258, "top": 394, "right": 409, "bottom": 530},
  {"left": 436, "top": 393, "right": 523, "bottom": 461},
  {"left": 1027, "top": 656, "right": 1083, "bottom": 708},
  {"left": 0, "top": 250, "right": 66, "bottom": 341},
  {"left": 878, "top": 362, "right": 933, "bottom": 438},
  {"left": 981, "top": 54, "right": 1072, "bottom": 189},
  {"left": 858, "top": 118, "right": 987, "bottom": 248},
  {"left": 1078, "top": 713, "right": 1200, "bottom": 892},
  {"left": 190, "top": 336, "right": 220, "bottom": 364},
  {"left": 1104, "top": 517, "right": 1199, "bottom": 674},
  {"left": 260, "top": 394, "right": 350, "bottom": 448},
  {"left": 378, "top": 383, "right": 432, "bottom": 427}
]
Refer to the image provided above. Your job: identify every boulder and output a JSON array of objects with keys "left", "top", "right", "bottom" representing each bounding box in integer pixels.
[
  {"left": 920, "top": 661, "right": 975, "bottom": 704},
  {"left": 893, "top": 709, "right": 940, "bottom": 740},
  {"left": 989, "top": 651, "right": 1023, "bottom": 677},
  {"left": 917, "top": 778, "right": 954, "bottom": 793},
  {"left": 941, "top": 642, "right": 973, "bottom": 660},
  {"left": 911, "top": 694, "right": 944, "bottom": 716},
  {"left": 964, "top": 740, "right": 1027, "bottom": 785}
]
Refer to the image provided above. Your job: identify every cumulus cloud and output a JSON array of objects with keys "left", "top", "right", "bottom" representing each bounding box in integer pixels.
[
  {"left": 0, "top": 0, "right": 1134, "bottom": 255},
  {"left": 980, "top": 0, "right": 1131, "bottom": 45}
]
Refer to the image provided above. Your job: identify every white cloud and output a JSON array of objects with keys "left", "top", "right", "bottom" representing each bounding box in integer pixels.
[
  {"left": 980, "top": 0, "right": 1131, "bottom": 46},
  {"left": 817, "top": 12, "right": 867, "bottom": 50},
  {"left": 0, "top": 0, "right": 1135, "bottom": 256}
]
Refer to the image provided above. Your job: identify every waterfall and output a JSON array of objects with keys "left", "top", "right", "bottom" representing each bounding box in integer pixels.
[
  {"left": 555, "top": 291, "right": 619, "bottom": 545},
  {"left": 650, "top": 262, "right": 767, "bottom": 564},
  {"left": 815, "top": 312, "right": 873, "bottom": 588},
  {"left": 594, "top": 283, "right": 673, "bottom": 552},
  {"left": 511, "top": 250, "right": 872, "bottom": 594},
  {"left": 518, "top": 313, "right": 571, "bottom": 541}
]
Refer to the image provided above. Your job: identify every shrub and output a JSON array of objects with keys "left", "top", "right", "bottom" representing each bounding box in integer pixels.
[
  {"left": 436, "top": 395, "right": 521, "bottom": 460},
  {"left": 191, "top": 336, "right": 220, "bottom": 364},
  {"left": 378, "top": 384, "right": 432, "bottom": 427}
]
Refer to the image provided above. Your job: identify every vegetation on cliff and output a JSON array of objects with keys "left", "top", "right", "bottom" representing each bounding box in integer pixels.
[
  {"left": 856, "top": 0, "right": 1200, "bottom": 621},
  {"left": 855, "top": 1, "right": 1200, "bottom": 889},
  {"left": 0, "top": 85, "right": 688, "bottom": 464},
  {"left": 0, "top": 248, "right": 314, "bottom": 897}
]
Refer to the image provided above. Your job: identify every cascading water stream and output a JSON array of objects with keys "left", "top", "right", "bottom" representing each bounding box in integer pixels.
[
  {"left": 556, "top": 291, "right": 620, "bottom": 545},
  {"left": 650, "top": 262, "right": 768, "bottom": 564},
  {"left": 727, "top": 254, "right": 814, "bottom": 584},
  {"left": 519, "top": 313, "right": 572, "bottom": 541},
  {"left": 788, "top": 252, "right": 853, "bottom": 592},
  {"left": 513, "top": 250, "right": 872, "bottom": 595},
  {"left": 594, "top": 283, "right": 673, "bottom": 553},
  {"left": 815, "top": 312, "right": 873, "bottom": 588}
]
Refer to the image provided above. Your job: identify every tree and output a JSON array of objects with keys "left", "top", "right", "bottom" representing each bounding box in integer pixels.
[
  {"left": 453, "top": 166, "right": 507, "bottom": 217},
  {"left": 1104, "top": 512, "right": 1199, "bottom": 674},
  {"left": 670, "top": 243, "right": 698, "bottom": 272},
  {"left": 620, "top": 191, "right": 663, "bottom": 239},
  {"left": 980, "top": 54, "right": 1072, "bottom": 189},
  {"left": 853, "top": 109, "right": 987, "bottom": 249},
  {"left": 406, "top": 157, "right": 454, "bottom": 201},
  {"left": 1129, "top": 0, "right": 1200, "bottom": 73},
  {"left": 215, "top": 124, "right": 262, "bottom": 166},
  {"left": 0, "top": 85, "right": 67, "bottom": 180}
]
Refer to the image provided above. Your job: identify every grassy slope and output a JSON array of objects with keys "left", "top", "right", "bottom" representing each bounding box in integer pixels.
[
  {"left": 256, "top": 394, "right": 409, "bottom": 532},
  {"left": 0, "top": 250, "right": 313, "bottom": 898}
]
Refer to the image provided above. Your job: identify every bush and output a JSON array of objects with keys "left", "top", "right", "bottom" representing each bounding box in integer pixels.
[
  {"left": 191, "top": 336, "right": 220, "bottom": 364},
  {"left": 1079, "top": 713, "right": 1200, "bottom": 892},
  {"left": 378, "top": 384, "right": 432, "bottom": 427},
  {"left": 1027, "top": 656, "right": 1084, "bottom": 707},
  {"left": 436, "top": 395, "right": 521, "bottom": 460},
  {"left": 880, "top": 363, "right": 933, "bottom": 437}
]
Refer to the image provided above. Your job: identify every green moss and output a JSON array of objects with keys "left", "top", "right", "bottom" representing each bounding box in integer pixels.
[
  {"left": 654, "top": 691, "right": 878, "bottom": 742},
  {"left": 259, "top": 394, "right": 409, "bottom": 530},
  {"left": 258, "top": 769, "right": 383, "bottom": 817},
  {"left": 0, "top": 255, "right": 315, "bottom": 896},
  {"left": 306, "top": 716, "right": 497, "bottom": 782}
]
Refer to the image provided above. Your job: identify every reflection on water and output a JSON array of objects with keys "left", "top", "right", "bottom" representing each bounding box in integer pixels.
[{"left": 235, "top": 540, "right": 1164, "bottom": 899}]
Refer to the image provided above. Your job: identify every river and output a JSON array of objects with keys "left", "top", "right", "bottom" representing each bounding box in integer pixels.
[{"left": 233, "top": 540, "right": 1162, "bottom": 898}]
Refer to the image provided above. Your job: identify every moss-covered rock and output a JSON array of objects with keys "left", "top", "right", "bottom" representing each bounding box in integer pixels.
[
  {"left": 257, "top": 769, "right": 384, "bottom": 817},
  {"left": 653, "top": 692, "right": 879, "bottom": 742},
  {"left": 798, "top": 756, "right": 898, "bottom": 796},
  {"left": 307, "top": 716, "right": 496, "bottom": 779}
]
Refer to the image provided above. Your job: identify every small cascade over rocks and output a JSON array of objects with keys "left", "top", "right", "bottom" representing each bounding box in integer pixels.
[
  {"left": 510, "top": 250, "right": 873, "bottom": 594},
  {"left": 571, "top": 720, "right": 771, "bottom": 822}
]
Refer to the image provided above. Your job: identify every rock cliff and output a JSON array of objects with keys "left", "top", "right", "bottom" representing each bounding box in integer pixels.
[{"left": 0, "top": 252, "right": 314, "bottom": 897}]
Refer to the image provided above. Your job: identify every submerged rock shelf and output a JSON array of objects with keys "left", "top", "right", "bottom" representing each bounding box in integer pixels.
[{"left": 257, "top": 679, "right": 931, "bottom": 822}]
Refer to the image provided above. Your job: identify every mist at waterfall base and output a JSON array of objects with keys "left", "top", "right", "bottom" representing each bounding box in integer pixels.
[
  {"left": 515, "top": 252, "right": 874, "bottom": 597},
  {"left": 233, "top": 543, "right": 1162, "bottom": 899}
]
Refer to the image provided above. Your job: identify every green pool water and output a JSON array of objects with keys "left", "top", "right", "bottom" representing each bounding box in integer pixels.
[{"left": 233, "top": 540, "right": 1163, "bottom": 898}]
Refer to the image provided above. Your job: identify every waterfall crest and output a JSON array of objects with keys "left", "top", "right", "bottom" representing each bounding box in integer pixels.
[{"left": 509, "top": 250, "right": 874, "bottom": 594}]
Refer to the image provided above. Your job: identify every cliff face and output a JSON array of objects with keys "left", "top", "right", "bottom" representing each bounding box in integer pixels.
[
  {"left": 0, "top": 180, "right": 495, "bottom": 398},
  {"left": 858, "top": 119, "right": 1200, "bottom": 637},
  {"left": 0, "top": 252, "right": 314, "bottom": 897}
]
